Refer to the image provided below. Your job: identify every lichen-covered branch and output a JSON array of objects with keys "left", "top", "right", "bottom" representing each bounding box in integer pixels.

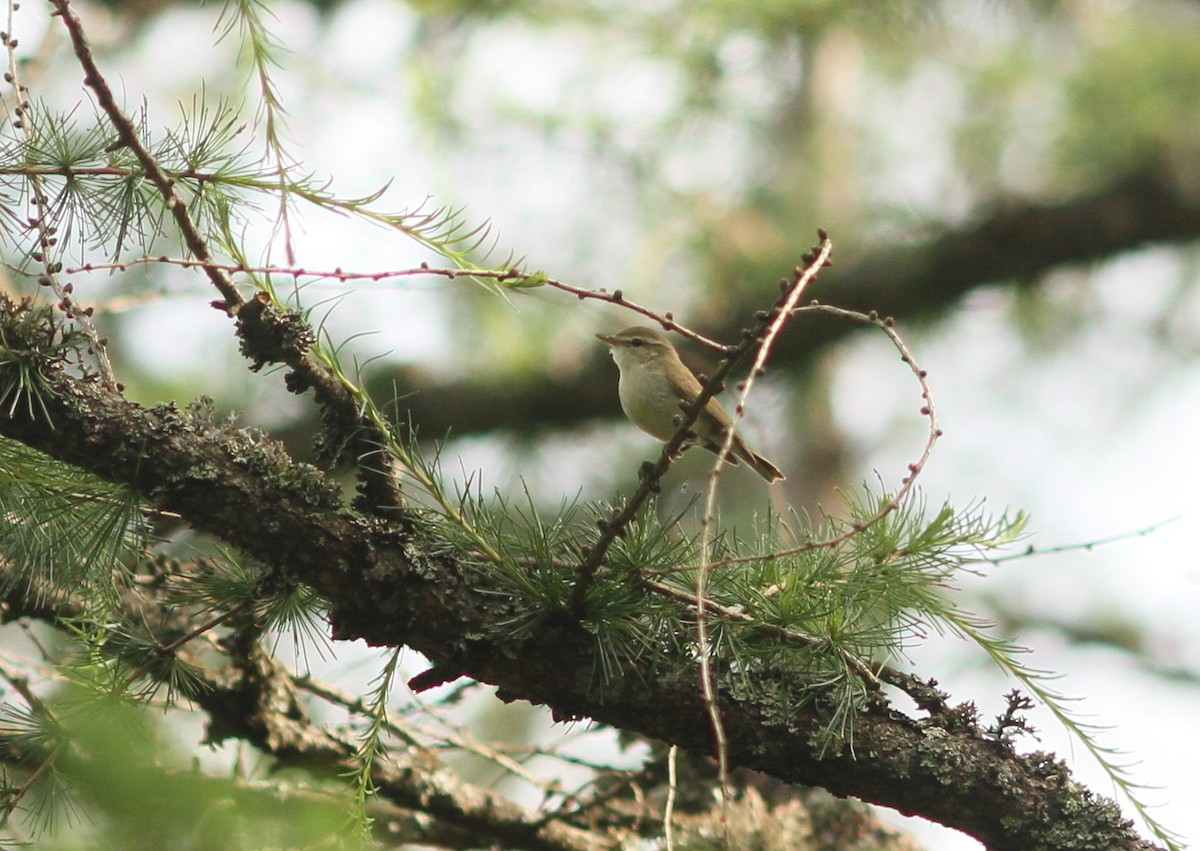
[{"left": 0, "top": 301, "right": 1161, "bottom": 851}]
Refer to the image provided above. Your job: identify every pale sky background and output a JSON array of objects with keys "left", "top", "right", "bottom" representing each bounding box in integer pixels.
[{"left": 13, "top": 0, "right": 1199, "bottom": 847}]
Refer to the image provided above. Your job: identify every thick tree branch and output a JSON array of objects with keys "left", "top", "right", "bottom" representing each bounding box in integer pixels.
[
  {"left": 0, "top": 561, "right": 923, "bottom": 850},
  {"left": 377, "top": 167, "right": 1200, "bottom": 439},
  {"left": 0, "top": 328, "right": 1162, "bottom": 851}
]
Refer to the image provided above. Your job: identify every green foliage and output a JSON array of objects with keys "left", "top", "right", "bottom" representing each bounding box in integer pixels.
[
  {"left": 0, "top": 318, "right": 59, "bottom": 425},
  {"left": 0, "top": 694, "right": 73, "bottom": 838},
  {"left": 343, "top": 647, "right": 403, "bottom": 839},
  {"left": 0, "top": 95, "right": 497, "bottom": 281},
  {"left": 1, "top": 690, "right": 351, "bottom": 848},
  {"left": 416, "top": 470, "right": 1178, "bottom": 844},
  {"left": 166, "top": 549, "right": 328, "bottom": 649},
  {"left": 435, "top": 473, "right": 1029, "bottom": 720},
  {"left": 940, "top": 606, "right": 1185, "bottom": 851},
  {"left": 1059, "top": 21, "right": 1200, "bottom": 181},
  {"left": 0, "top": 439, "right": 147, "bottom": 607}
]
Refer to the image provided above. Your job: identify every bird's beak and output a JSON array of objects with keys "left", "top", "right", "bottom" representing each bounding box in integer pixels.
[{"left": 595, "top": 333, "right": 619, "bottom": 346}]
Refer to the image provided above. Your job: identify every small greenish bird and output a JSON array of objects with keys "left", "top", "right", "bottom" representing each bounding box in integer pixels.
[{"left": 596, "top": 325, "right": 785, "bottom": 482}]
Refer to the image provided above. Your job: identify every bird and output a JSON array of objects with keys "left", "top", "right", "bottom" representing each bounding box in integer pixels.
[{"left": 596, "top": 325, "right": 785, "bottom": 482}]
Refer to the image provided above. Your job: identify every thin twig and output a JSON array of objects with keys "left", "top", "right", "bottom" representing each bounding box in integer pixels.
[
  {"left": 66, "top": 254, "right": 734, "bottom": 352},
  {"left": 638, "top": 575, "right": 885, "bottom": 692},
  {"left": 108, "top": 599, "right": 255, "bottom": 695},
  {"left": 568, "top": 368, "right": 732, "bottom": 611},
  {"left": 690, "top": 233, "right": 834, "bottom": 798},
  {"left": 48, "top": 0, "right": 243, "bottom": 309},
  {"left": 709, "top": 303, "right": 943, "bottom": 569},
  {"left": 969, "top": 516, "right": 1178, "bottom": 565},
  {"left": 664, "top": 744, "right": 678, "bottom": 851}
]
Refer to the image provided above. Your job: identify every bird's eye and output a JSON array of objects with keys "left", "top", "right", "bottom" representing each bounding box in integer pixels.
[{"left": 631, "top": 338, "right": 644, "bottom": 347}]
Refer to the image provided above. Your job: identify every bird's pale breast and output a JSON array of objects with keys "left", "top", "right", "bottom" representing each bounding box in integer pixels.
[{"left": 617, "top": 365, "right": 681, "bottom": 442}]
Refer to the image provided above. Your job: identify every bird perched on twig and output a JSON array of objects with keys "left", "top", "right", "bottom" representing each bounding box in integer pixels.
[{"left": 596, "top": 325, "right": 785, "bottom": 482}]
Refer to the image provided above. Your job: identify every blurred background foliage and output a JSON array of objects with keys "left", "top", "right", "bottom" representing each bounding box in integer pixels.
[{"left": 2, "top": 0, "right": 1198, "bottom": 847}]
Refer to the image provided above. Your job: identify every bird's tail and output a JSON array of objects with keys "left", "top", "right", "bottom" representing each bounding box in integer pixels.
[
  {"left": 744, "top": 450, "right": 785, "bottom": 483},
  {"left": 724, "top": 434, "right": 785, "bottom": 483}
]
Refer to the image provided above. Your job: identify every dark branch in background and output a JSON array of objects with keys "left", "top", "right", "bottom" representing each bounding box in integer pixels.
[
  {"left": 55, "top": 167, "right": 1200, "bottom": 447},
  {"left": 195, "top": 638, "right": 611, "bottom": 851},
  {"left": 49, "top": 0, "right": 403, "bottom": 514},
  {"left": 0, "top": 313, "right": 1162, "bottom": 850},
  {"left": 365, "top": 166, "right": 1200, "bottom": 439}
]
